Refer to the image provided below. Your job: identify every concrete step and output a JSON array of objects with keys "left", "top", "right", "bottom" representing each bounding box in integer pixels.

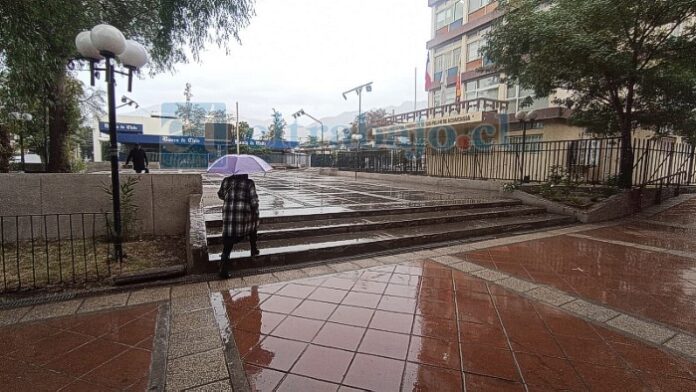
[
  {"left": 207, "top": 213, "right": 575, "bottom": 270},
  {"left": 204, "top": 200, "right": 523, "bottom": 226},
  {"left": 205, "top": 205, "right": 547, "bottom": 244}
]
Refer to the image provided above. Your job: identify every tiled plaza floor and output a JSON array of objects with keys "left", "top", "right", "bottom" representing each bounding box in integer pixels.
[
  {"left": 1, "top": 194, "right": 695, "bottom": 391},
  {"left": 221, "top": 260, "right": 695, "bottom": 391},
  {"left": 0, "top": 303, "right": 158, "bottom": 391}
]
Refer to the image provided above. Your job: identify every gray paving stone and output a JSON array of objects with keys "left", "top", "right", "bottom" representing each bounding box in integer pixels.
[
  {"left": 0, "top": 306, "right": 31, "bottom": 326},
  {"left": 471, "top": 269, "right": 509, "bottom": 282},
  {"left": 451, "top": 261, "right": 485, "bottom": 273},
  {"left": 410, "top": 250, "right": 440, "bottom": 259},
  {"left": 127, "top": 287, "right": 171, "bottom": 306},
  {"left": 327, "top": 262, "right": 361, "bottom": 273},
  {"left": 22, "top": 299, "right": 83, "bottom": 322},
  {"left": 168, "top": 327, "right": 221, "bottom": 359},
  {"left": 166, "top": 349, "right": 228, "bottom": 391},
  {"left": 208, "top": 278, "right": 245, "bottom": 292},
  {"left": 352, "top": 258, "right": 382, "bottom": 268},
  {"left": 185, "top": 379, "right": 233, "bottom": 391},
  {"left": 78, "top": 292, "right": 130, "bottom": 313},
  {"left": 272, "top": 269, "right": 309, "bottom": 282},
  {"left": 371, "top": 255, "right": 402, "bottom": 265},
  {"left": 607, "top": 315, "right": 677, "bottom": 345},
  {"left": 562, "top": 299, "right": 620, "bottom": 322},
  {"left": 430, "top": 247, "right": 458, "bottom": 256},
  {"left": 497, "top": 277, "right": 538, "bottom": 293},
  {"left": 432, "top": 255, "right": 464, "bottom": 265},
  {"left": 526, "top": 287, "right": 575, "bottom": 306},
  {"left": 664, "top": 334, "right": 696, "bottom": 359},
  {"left": 171, "top": 308, "right": 217, "bottom": 334},
  {"left": 171, "top": 294, "right": 212, "bottom": 315},
  {"left": 301, "top": 265, "right": 335, "bottom": 277},
  {"left": 172, "top": 282, "right": 210, "bottom": 299},
  {"left": 242, "top": 273, "right": 279, "bottom": 287}
]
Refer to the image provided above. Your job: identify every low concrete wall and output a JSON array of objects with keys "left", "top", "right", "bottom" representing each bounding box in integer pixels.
[
  {"left": 331, "top": 170, "right": 504, "bottom": 192},
  {"left": 506, "top": 187, "right": 680, "bottom": 223},
  {"left": 187, "top": 194, "right": 211, "bottom": 274},
  {"left": 0, "top": 173, "right": 202, "bottom": 241}
]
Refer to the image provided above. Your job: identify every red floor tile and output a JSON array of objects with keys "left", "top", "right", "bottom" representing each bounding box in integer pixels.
[
  {"left": 515, "top": 352, "right": 586, "bottom": 390},
  {"left": 313, "top": 322, "right": 365, "bottom": 351},
  {"left": 308, "top": 287, "right": 348, "bottom": 304},
  {"left": 402, "top": 362, "right": 463, "bottom": 392},
  {"left": 359, "top": 329, "right": 410, "bottom": 360},
  {"left": 342, "top": 292, "right": 382, "bottom": 308},
  {"left": 412, "top": 315, "right": 458, "bottom": 341},
  {"left": 291, "top": 300, "right": 337, "bottom": 320},
  {"left": 361, "top": 270, "right": 392, "bottom": 283},
  {"left": 290, "top": 344, "right": 353, "bottom": 383},
  {"left": 573, "top": 362, "right": 646, "bottom": 392},
  {"left": 45, "top": 338, "right": 131, "bottom": 377},
  {"left": 369, "top": 310, "right": 414, "bottom": 334},
  {"left": 322, "top": 277, "right": 356, "bottom": 290},
  {"left": 377, "top": 296, "right": 417, "bottom": 314},
  {"left": 343, "top": 353, "right": 405, "bottom": 391},
  {"left": 234, "top": 328, "right": 266, "bottom": 357},
  {"left": 460, "top": 343, "right": 521, "bottom": 382},
  {"left": 271, "top": 316, "right": 324, "bottom": 342},
  {"left": 408, "top": 335, "right": 461, "bottom": 370},
  {"left": 259, "top": 295, "right": 302, "bottom": 314},
  {"left": 275, "top": 283, "right": 316, "bottom": 299},
  {"left": 553, "top": 335, "right": 626, "bottom": 367},
  {"left": 82, "top": 348, "right": 152, "bottom": 389},
  {"left": 352, "top": 280, "right": 387, "bottom": 295},
  {"left": 385, "top": 283, "right": 420, "bottom": 298},
  {"left": 235, "top": 309, "right": 285, "bottom": 335},
  {"left": 329, "top": 305, "right": 374, "bottom": 327},
  {"left": 464, "top": 373, "right": 525, "bottom": 391},
  {"left": 244, "top": 364, "right": 285, "bottom": 392},
  {"left": 244, "top": 336, "right": 307, "bottom": 371},
  {"left": 0, "top": 356, "right": 74, "bottom": 391},
  {"left": 458, "top": 321, "right": 508, "bottom": 349},
  {"left": 415, "top": 298, "right": 457, "bottom": 320},
  {"left": 8, "top": 330, "right": 92, "bottom": 366},
  {"left": 276, "top": 374, "right": 339, "bottom": 392}
]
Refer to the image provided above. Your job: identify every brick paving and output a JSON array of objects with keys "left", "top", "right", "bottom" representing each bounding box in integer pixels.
[{"left": 0, "top": 195, "right": 695, "bottom": 390}]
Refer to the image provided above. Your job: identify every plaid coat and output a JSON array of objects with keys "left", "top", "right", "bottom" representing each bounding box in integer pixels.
[{"left": 217, "top": 175, "right": 260, "bottom": 240}]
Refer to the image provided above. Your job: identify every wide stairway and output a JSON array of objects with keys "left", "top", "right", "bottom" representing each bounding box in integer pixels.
[{"left": 203, "top": 200, "right": 574, "bottom": 272}]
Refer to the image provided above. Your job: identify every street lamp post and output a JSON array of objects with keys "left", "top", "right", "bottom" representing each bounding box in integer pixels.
[
  {"left": 292, "top": 109, "right": 324, "bottom": 147},
  {"left": 515, "top": 110, "right": 539, "bottom": 184},
  {"left": 75, "top": 24, "right": 148, "bottom": 262},
  {"left": 342, "top": 83, "right": 373, "bottom": 174}
]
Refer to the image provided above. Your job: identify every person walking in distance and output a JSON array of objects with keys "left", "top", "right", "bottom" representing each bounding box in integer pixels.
[
  {"left": 125, "top": 144, "right": 149, "bottom": 173},
  {"left": 217, "top": 173, "right": 260, "bottom": 278}
]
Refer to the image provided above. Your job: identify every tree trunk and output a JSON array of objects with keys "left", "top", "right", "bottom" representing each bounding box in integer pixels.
[
  {"left": 47, "top": 71, "right": 71, "bottom": 173},
  {"left": 0, "top": 123, "right": 12, "bottom": 173},
  {"left": 618, "top": 122, "right": 634, "bottom": 189}
]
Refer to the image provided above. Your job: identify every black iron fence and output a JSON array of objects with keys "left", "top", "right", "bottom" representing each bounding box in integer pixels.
[
  {"left": 316, "top": 138, "right": 695, "bottom": 187},
  {"left": 0, "top": 213, "right": 114, "bottom": 292},
  {"left": 326, "top": 150, "right": 427, "bottom": 175}
]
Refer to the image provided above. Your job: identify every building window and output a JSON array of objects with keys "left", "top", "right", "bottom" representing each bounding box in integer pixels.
[
  {"left": 436, "top": 7, "right": 454, "bottom": 30},
  {"left": 509, "top": 135, "right": 543, "bottom": 150},
  {"left": 454, "top": 1, "right": 465, "bottom": 21},
  {"left": 435, "top": 45, "right": 462, "bottom": 73},
  {"left": 466, "top": 27, "right": 491, "bottom": 62},
  {"left": 464, "top": 75, "right": 500, "bottom": 102},
  {"left": 506, "top": 84, "right": 550, "bottom": 113},
  {"left": 468, "top": 0, "right": 492, "bottom": 12}
]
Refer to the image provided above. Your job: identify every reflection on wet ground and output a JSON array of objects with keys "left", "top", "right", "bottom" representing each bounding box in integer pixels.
[
  {"left": 0, "top": 304, "right": 158, "bottom": 391},
  {"left": 464, "top": 232, "right": 696, "bottom": 333},
  {"left": 652, "top": 198, "right": 696, "bottom": 226},
  {"left": 218, "top": 260, "right": 695, "bottom": 391},
  {"left": 203, "top": 171, "right": 509, "bottom": 216}
]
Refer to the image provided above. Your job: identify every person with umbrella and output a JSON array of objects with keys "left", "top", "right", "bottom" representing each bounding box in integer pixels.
[{"left": 210, "top": 155, "right": 272, "bottom": 278}]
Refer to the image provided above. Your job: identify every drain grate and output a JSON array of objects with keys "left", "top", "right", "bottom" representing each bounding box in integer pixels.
[{"left": 0, "top": 292, "right": 77, "bottom": 310}]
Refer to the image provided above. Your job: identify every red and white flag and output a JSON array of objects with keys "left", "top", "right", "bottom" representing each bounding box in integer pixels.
[{"left": 425, "top": 53, "right": 432, "bottom": 91}]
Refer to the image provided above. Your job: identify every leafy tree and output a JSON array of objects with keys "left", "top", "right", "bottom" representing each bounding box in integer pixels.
[
  {"left": 175, "top": 83, "right": 207, "bottom": 137},
  {"left": 302, "top": 135, "right": 319, "bottom": 147},
  {"left": 268, "top": 109, "right": 287, "bottom": 141},
  {"left": 485, "top": 0, "right": 696, "bottom": 188},
  {"left": 232, "top": 121, "right": 254, "bottom": 144},
  {"left": 0, "top": 0, "right": 255, "bottom": 172}
]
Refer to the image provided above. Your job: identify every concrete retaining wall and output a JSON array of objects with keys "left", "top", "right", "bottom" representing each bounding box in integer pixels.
[
  {"left": 0, "top": 173, "right": 202, "bottom": 241},
  {"left": 187, "top": 194, "right": 210, "bottom": 274}
]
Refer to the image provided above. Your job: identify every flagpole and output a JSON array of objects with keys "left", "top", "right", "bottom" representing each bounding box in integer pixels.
[{"left": 414, "top": 67, "right": 417, "bottom": 112}]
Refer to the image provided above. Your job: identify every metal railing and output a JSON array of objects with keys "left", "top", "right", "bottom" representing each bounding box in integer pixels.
[
  {"left": 313, "top": 138, "right": 696, "bottom": 187},
  {"left": 380, "top": 98, "right": 508, "bottom": 126},
  {"left": 0, "top": 213, "right": 113, "bottom": 292}
]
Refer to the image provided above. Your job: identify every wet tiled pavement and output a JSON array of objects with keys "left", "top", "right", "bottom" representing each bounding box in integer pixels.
[
  {"left": 203, "top": 171, "right": 509, "bottom": 216},
  {"left": 0, "top": 303, "right": 158, "bottom": 391},
  {"left": 1, "top": 194, "right": 696, "bottom": 390},
  {"left": 220, "top": 260, "right": 695, "bottom": 391}
]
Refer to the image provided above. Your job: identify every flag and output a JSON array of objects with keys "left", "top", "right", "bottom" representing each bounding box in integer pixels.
[
  {"left": 440, "top": 69, "right": 447, "bottom": 104},
  {"left": 455, "top": 72, "right": 462, "bottom": 102},
  {"left": 425, "top": 53, "right": 433, "bottom": 91}
]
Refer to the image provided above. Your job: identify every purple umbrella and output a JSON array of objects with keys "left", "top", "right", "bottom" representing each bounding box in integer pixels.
[{"left": 207, "top": 154, "right": 273, "bottom": 175}]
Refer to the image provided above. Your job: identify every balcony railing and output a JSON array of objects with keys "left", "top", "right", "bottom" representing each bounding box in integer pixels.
[{"left": 379, "top": 98, "right": 508, "bottom": 126}]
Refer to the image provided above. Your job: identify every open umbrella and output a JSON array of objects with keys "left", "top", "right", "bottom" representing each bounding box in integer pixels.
[{"left": 207, "top": 154, "right": 273, "bottom": 175}]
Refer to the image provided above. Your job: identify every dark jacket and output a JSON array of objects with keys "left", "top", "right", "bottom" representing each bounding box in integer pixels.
[
  {"left": 217, "top": 174, "right": 260, "bottom": 241},
  {"left": 126, "top": 148, "right": 148, "bottom": 170}
]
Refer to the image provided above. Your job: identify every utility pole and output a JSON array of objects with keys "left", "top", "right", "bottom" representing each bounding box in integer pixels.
[{"left": 236, "top": 101, "right": 240, "bottom": 155}]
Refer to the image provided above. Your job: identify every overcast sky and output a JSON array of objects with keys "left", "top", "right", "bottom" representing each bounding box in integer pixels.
[{"left": 82, "top": 0, "right": 431, "bottom": 128}]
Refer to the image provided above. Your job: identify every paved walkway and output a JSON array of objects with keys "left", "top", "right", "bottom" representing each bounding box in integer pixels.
[{"left": 0, "top": 195, "right": 695, "bottom": 391}]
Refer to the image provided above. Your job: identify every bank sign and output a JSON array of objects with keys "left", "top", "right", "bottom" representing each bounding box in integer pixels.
[
  {"left": 160, "top": 136, "right": 204, "bottom": 145},
  {"left": 99, "top": 122, "right": 143, "bottom": 134}
]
